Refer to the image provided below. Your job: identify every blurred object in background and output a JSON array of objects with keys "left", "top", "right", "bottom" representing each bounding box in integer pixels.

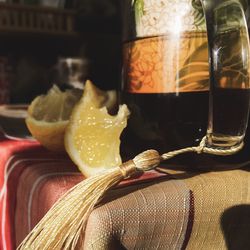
[
  {"left": 0, "top": 56, "right": 11, "bottom": 104},
  {"left": 0, "top": 3, "right": 76, "bottom": 34},
  {"left": 10, "top": 56, "right": 52, "bottom": 104},
  {"left": 0, "top": 104, "right": 31, "bottom": 139},
  {"left": 8, "top": 0, "right": 75, "bottom": 7},
  {"left": 84, "top": 33, "right": 121, "bottom": 91},
  {"left": 39, "top": 0, "right": 66, "bottom": 8},
  {"left": 73, "top": 0, "right": 121, "bottom": 91},
  {"left": 19, "top": 0, "right": 39, "bottom": 5},
  {"left": 74, "top": 0, "right": 120, "bottom": 33},
  {"left": 0, "top": 0, "right": 121, "bottom": 104},
  {"left": 55, "top": 57, "right": 87, "bottom": 89}
]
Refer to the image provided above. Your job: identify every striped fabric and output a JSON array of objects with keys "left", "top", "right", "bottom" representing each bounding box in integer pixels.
[
  {"left": 0, "top": 135, "right": 166, "bottom": 249},
  {"left": 0, "top": 136, "right": 39, "bottom": 250},
  {"left": 0, "top": 134, "right": 81, "bottom": 250},
  {"left": 1, "top": 134, "right": 250, "bottom": 249},
  {"left": 15, "top": 160, "right": 82, "bottom": 246}
]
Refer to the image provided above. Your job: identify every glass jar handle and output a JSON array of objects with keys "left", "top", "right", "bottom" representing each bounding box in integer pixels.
[{"left": 201, "top": 0, "right": 250, "bottom": 150}]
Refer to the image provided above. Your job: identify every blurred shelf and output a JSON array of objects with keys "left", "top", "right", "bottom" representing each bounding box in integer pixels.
[{"left": 0, "top": 3, "right": 79, "bottom": 38}]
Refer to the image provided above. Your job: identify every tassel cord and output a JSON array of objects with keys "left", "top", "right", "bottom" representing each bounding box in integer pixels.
[{"left": 160, "top": 136, "right": 244, "bottom": 164}]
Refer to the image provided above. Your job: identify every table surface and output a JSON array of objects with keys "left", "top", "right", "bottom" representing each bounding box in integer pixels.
[{"left": 1, "top": 134, "right": 250, "bottom": 250}]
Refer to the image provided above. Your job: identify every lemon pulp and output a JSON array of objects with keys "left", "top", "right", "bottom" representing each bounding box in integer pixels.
[{"left": 65, "top": 81, "right": 130, "bottom": 177}]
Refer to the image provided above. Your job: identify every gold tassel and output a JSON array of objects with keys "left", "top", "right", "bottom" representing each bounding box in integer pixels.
[
  {"left": 18, "top": 150, "right": 161, "bottom": 250},
  {"left": 18, "top": 137, "right": 243, "bottom": 249}
]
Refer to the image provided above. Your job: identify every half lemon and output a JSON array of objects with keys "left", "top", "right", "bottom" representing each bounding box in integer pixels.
[{"left": 26, "top": 85, "right": 82, "bottom": 152}]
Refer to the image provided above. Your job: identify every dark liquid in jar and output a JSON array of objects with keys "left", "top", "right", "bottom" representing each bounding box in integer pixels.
[
  {"left": 212, "top": 88, "right": 250, "bottom": 137},
  {"left": 121, "top": 91, "right": 209, "bottom": 159}
]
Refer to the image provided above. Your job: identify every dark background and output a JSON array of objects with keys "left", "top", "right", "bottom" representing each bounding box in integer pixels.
[{"left": 0, "top": 0, "right": 122, "bottom": 104}]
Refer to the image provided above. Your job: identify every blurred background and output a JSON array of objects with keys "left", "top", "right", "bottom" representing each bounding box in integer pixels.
[
  {"left": 0, "top": 0, "right": 122, "bottom": 104},
  {"left": 0, "top": 0, "right": 249, "bottom": 104}
]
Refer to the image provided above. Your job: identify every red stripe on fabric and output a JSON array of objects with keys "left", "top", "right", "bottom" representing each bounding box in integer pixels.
[
  {"left": 15, "top": 164, "right": 82, "bottom": 245},
  {"left": 2, "top": 159, "right": 58, "bottom": 250},
  {"left": 181, "top": 190, "right": 195, "bottom": 250},
  {"left": 118, "top": 170, "right": 168, "bottom": 188},
  {"left": 0, "top": 139, "right": 39, "bottom": 250}
]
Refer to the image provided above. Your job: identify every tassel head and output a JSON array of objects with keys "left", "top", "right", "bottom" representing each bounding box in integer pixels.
[{"left": 133, "top": 149, "right": 161, "bottom": 171}]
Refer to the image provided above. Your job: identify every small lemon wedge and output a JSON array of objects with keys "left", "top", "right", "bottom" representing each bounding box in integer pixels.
[{"left": 64, "top": 80, "right": 130, "bottom": 177}]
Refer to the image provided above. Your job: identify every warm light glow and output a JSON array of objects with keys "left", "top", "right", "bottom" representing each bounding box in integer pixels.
[{"left": 168, "top": 2, "right": 192, "bottom": 36}]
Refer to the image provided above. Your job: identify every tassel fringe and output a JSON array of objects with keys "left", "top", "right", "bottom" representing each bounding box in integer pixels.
[{"left": 18, "top": 167, "right": 125, "bottom": 250}]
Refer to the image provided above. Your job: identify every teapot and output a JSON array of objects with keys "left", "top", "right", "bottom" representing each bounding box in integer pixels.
[{"left": 121, "top": 0, "right": 250, "bottom": 158}]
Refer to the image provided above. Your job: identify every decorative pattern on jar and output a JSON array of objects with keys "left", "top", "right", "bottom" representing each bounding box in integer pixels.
[
  {"left": 132, "top": 0, "right": 206, "bottom": 37},
  {"left": 123, "top": 0, "right": 209, "bottom": 94}
]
